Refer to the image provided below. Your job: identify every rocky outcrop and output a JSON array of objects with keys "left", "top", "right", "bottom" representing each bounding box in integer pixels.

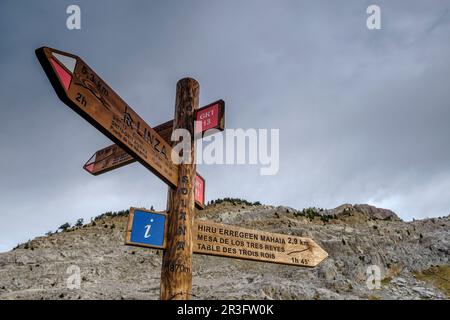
[{"left": 0, "top": 202, "right": 448, "bottom": 300}]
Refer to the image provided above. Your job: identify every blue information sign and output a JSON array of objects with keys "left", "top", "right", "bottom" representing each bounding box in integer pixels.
[{"left": 127, "top": 208, "right": 166, "bottom": 249}]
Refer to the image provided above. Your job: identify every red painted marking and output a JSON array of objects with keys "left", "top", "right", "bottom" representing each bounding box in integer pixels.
[
  {"left": 50, "top": 57, "right": 72, "bottom": 91},
  {"left": 195, "top": 175, "right": 205, "bottom": 206},
  {"left": 84, "top": 163, "right": 95, "bottom": 173},
  {"left": 196, "top": 103, "right": 219, "bottom": 133}
]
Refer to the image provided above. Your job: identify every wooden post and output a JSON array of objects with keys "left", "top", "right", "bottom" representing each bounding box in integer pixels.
[{"left": 160, "top": 78, "right": 199, "bottom": 300}]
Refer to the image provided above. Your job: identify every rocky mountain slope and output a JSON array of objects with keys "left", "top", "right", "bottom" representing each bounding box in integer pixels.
[{"left": 0, "top": 201, "right": 448, "bottom": 300}]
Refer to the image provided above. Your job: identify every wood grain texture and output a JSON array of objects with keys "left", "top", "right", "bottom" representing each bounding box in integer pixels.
[
  {"left": 35, "top": 46, "right": 178, "bottom": 187},
  {"left": 84, "top": 100, "right": 224, "bottom": 176},
  {"left": 193, "top": 220, "right": 328, "bottom": 267},
  {"left": 160, "top": 78, "right": 199, "bottom": 300}
]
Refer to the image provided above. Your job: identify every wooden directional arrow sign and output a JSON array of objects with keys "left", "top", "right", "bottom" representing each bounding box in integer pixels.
[
  {"left": 83, "top": 144, "right": 206, "bottom": 209},
  {"left": 193, "top": 220, "right": 328, "bottom": 267},
  {"left": 125, "top": 208, "right": 328, "bottom": 267},
  {"left": 83, "top": 144, "right": 134, "bottom": 176},
  {"left": 83, "top": 100, "right": 224, "bottom": 176},
  {"left": 36, "top": 46, "right": 178, "bottom": 187}
]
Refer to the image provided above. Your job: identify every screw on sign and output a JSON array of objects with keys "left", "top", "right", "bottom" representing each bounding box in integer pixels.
[{"left": 36, "top": 46, "right": 327, "bottom": 300}]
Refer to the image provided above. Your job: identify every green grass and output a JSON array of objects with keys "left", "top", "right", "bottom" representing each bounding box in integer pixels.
[
  {"left": 294, "top": 207, "right": 336, "bottom": 223},
  {"left": 413, "top": 265, "right": 450, "bottom": 298},
  {"left": 208, "top": 198, "right": 261, "bottom": 206}
]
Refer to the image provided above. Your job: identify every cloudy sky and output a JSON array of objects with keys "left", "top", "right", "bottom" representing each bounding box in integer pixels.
[{"left": 1, "top": 0, "right": 449, "bottom": 252}]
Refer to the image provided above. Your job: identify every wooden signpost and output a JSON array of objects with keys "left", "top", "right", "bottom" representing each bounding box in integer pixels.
[
  {"left": 160, "top": 78, "right": 199, "bottom": 300},
  {"left": 37, "top": 46, "right": 328, "bottom": 301}
]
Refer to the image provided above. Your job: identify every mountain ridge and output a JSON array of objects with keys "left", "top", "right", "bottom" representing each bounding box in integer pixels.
[{"left": 0, "top": 201, "right": 448, "bottom": 300}]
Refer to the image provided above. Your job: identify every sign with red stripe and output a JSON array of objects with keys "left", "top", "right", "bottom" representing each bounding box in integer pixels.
[{"left": 36, "top": 46, "right": 179, "bottom": 187}]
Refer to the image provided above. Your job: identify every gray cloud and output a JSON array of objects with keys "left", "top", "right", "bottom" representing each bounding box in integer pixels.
[{"left": 1, "top": 0, "right": 450, "bottom": 252}]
